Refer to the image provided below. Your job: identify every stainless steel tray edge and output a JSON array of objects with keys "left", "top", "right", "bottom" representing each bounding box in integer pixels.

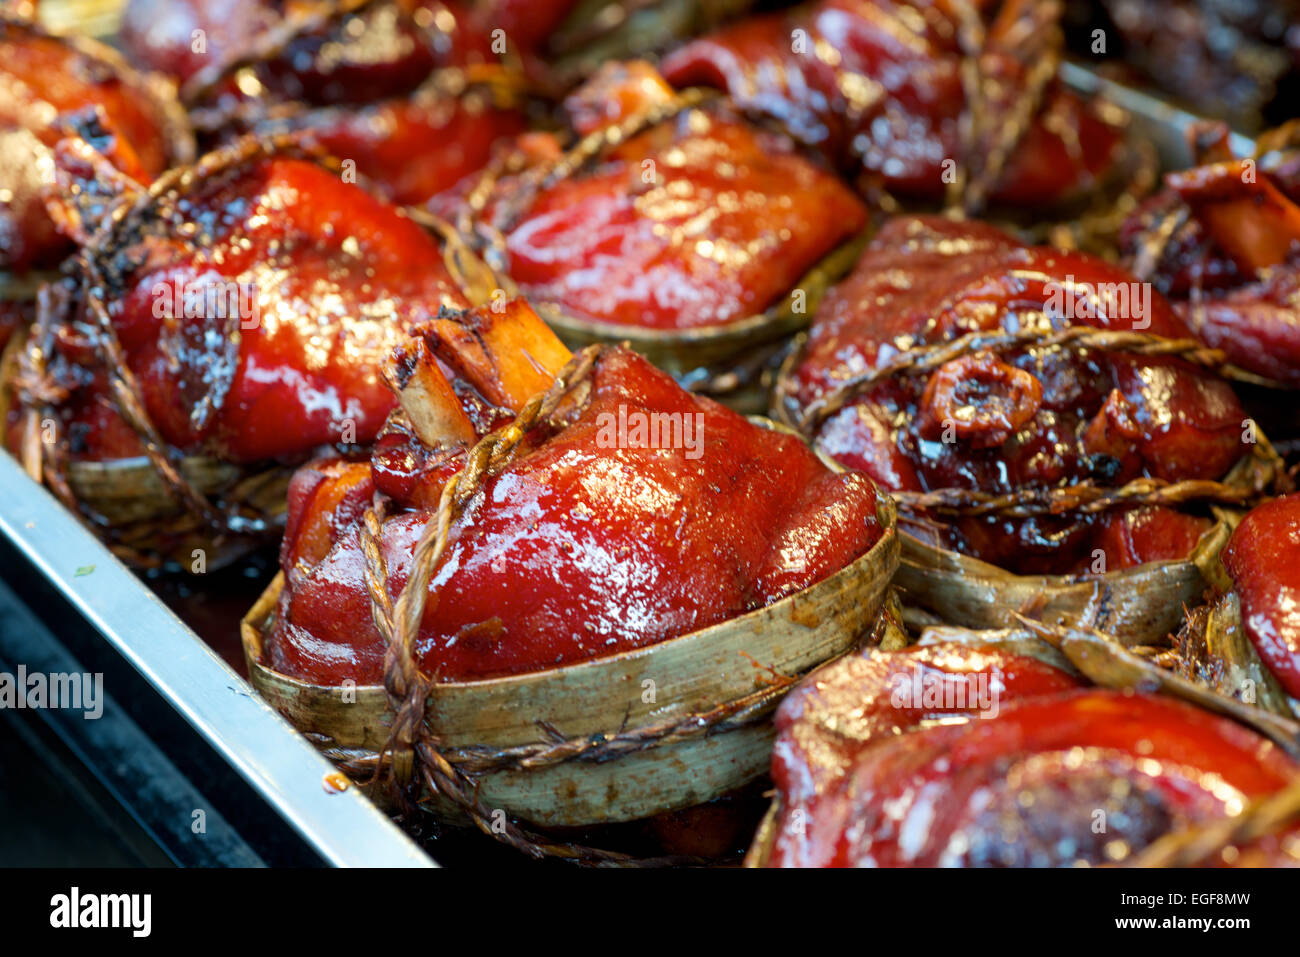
[
  {"left": 0, "top": 453, "right": 434, "bottom": 868},
  {"left": 1061, "top": 61, "right": 1256, "bottom": 165}
]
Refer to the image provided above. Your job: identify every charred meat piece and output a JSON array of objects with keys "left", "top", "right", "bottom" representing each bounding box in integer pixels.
[{"left": 785, "top": 215, "right": 1247, "bottom": 573}]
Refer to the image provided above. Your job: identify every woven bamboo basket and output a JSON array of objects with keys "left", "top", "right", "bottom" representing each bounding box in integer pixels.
[
  {"left": 242, "top": 486, "right": 899, "bottom": 829},
  {"left": 894, "top": 520, "right": 1229, "bottom": 646}
]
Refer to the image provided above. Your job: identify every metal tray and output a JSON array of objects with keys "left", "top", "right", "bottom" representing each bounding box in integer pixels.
[{"left": 1060, "top": 61, "right": 1254, "bottom": 166}]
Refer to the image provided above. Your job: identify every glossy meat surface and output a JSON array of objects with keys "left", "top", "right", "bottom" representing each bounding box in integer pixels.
[
  {"left": 768, "top": 664, "right": 1299, "bottom": 867},
  {"left": 660, "top": 0, "right": 1122, "bottom": 206},
  {"left": 0, "top": 22, "right": 174, "bottom": 270},
  {"left": 492, "top": 107, "right": 867, "bottom": 330},
  {"left": 184, "top": 0, "right": 492, "bottom": 103},
  {"left": 790, "top": 215, "right": 1246, "bottom": 572},
  {"left": 122, "top": 0, "right": 572, "bottom": 84},
  {"left": 1223, "top": 494, "right": 1300, "bottom": 698},
  {"left": 149, "top": 1, "right": 525, "bottom": 209},
  {"left": 53, "top": 155, "right": 467, "bottom": 463},
  {"left": 1121, "top": 152, "right": 1300, "bottom": 385},
  {"left": 771, "top": 642, "right": 1084, "bottom": 829},
  {"left": 290, "top": 93, "right": 526, "bottom": 206},
  {"left": 270, "top": 347, "right": 884, "bottom": 683}
]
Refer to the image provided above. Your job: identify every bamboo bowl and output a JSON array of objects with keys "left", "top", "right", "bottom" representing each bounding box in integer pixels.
[
  {"left": 895, "top": 519, "right": 1230, "bottom": 647},
  {"left": 242, "top": 491, "right": 899, "bottom": 828},
  {"left": 66, "top": 456, "right": 292, "bottom": 569}
]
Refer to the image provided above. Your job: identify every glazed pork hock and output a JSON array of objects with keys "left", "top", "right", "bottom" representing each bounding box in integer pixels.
[
  {"left": 776, "top": 214, "right": 1282, "bottom": 644},
  {"left": 6, "top": 132, "right": 482, "bottom": 568},
  {"left": 241, "top": 296, "right": 900, "bottom": 855},
  {"left": 172, "top": 0, "right": 530, "bottom": 210},
  {"left": 746, "top": 638, "right": 1300, "bottom": 867},
  {"left": 660, "top": 0, "right": 1126, "bottom": 214},
  {"left": 0, "top": 11, "right": 193, "bottom": 351}
]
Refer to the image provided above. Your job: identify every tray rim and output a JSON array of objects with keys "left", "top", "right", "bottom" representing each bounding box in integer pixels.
[{"left": 0, "top": 451, "right": 435, "bottom": 867}]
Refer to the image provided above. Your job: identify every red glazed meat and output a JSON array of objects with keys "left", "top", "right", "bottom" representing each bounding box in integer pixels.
[
  {"left": 122, "top": 0, "right": 575, "bottom": 85},
  {"left": 119, "top": 0, "right": 283, "bottom": 84},
  {"left": 660, "top": 0, "right": 1123, "bottom": 207},
  {"left": 270, "top": 302, "right": 885, "bottom": 684},
  {"left": 1120, "top": 128, "right": 1300, "bottom": 386},
  {"left": 473, "top": 62, "right": 868, "bottom": 330},
  {"left": 35, "top": 144, "right": 468, "bottom": 465},
  {"left": 1222, "top": 494, "right": 1300, "bottom": 699},
  {"left": 786, "top": 214, "right": 1248, "bottom": 573},
  {"left": 0, "top": 16, "right": 183, "bottom": 271},
  {"left": 175, "top": 0, "right": 493, "bottom": 101},
  {"left": 287, "top": 93, "right": 527, "bottom": 207},
  {"left": 771, "top": 642, "right": 1085, "bottom": 827},
  {"left": 767, "top": 659, "right": 1300, "bottom": 866},
  {"left": 163, "top": 0, "right": 524, "bottom": 208}
]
